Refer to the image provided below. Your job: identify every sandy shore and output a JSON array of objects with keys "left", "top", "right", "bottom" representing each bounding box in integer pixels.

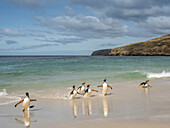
[{"left": 1, "top": 78, "right": 170, "bottom": 128}]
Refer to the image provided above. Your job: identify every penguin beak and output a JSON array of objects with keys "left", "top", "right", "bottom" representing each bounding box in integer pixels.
[{"left": 87, "top": 84, "right": 90, "bottom": 87}]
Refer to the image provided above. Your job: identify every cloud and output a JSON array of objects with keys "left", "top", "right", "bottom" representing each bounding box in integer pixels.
[
  {"left": 5, "top": 40, "right": 18, "bottom": 45},
  {"left": 36, "top": 15, "right": 129, "bottom": 39},
  {"left": 70, "top": 0, "right": 170, "bottom": 21},
  {"left": 37, "top": 37, "right": 87, "bottom": 45},
  {"left": 68, "top": 0, "right": 170, "bottom": 36},
  {"left": 100, "top": 43, "right": 121, "bottom": 47},
  {"left": 64, "top": 6, "right": 75, "bottom": 16},
  {"left": 0, "top": 28, "right": 24, "bottom": 37},
  {"left": 0, "top": 43, "right": 58, "bottom": 51},
  {"left": 138, "top": 16, "right": 170, "bottom": 34},
  {"left": 5, "top": 0, "right": 55, "bottom": 10}
]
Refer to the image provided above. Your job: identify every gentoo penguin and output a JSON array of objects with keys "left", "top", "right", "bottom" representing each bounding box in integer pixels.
[
  {"left": 97, "top": 79, "right": 112, "bottom": 96},
  {"left": 84, "top": 84, "right": 98, "bottom": 97},
  {"left": 15, "top": 92, "right": 37, "bottom": 112},
  {"left": 77, "top": 82, "right": 86, "bottom": 94},
  {"left": 69, "top": 85, "right": 80, "bottom": 99},
  {"left": 139, "top": 80, "right": 151, "bottom": 88}
]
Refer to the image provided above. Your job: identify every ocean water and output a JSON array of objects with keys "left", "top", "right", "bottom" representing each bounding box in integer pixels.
[{"left": 0, "top": 56, "right": 170, "bottom": 104}]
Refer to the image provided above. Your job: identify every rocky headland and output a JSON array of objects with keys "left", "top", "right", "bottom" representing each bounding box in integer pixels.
[{"left": 91, "top": 34, "right": 170, "bottom": 56}]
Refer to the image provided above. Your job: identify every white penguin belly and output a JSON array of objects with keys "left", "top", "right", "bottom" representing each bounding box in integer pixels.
[
  {"left": 80, "top": 86, "right": 85, "bottom": 92},
  {"left": 102, "top": 83, "right": 108, "bottom": 95},
  {"left": 22, "top": 98, "right": 30, "bottom": 109},
  {"left": 70, "top": 90, "right": 77, "bottom": 99},
  {"left": 144, "top": 84, "right": 148, "bottom": 87},
  {"left": 84, "top": 89, "right": 92, "bottom": 97}
]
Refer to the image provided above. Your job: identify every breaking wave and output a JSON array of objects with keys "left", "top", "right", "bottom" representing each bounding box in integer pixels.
[{"left": 147, "top": 71, "right": 170, "bottom": 79}]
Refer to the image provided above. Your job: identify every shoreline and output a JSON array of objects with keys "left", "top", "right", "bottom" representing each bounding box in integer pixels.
[{"left": 1, "top": 78, "right": 170, "bottom": 127}]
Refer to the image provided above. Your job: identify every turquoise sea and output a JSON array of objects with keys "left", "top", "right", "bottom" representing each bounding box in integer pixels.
[{"left": 0, "top": 56, "right": 170, "bottom": 104}]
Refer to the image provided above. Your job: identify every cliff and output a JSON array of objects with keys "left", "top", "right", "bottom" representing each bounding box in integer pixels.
[{"left": 91, "top": 34, "right": 170, "bottom": 56}]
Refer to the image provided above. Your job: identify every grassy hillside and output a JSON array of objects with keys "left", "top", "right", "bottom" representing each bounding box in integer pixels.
[{"left": 91, "top": 34, "right": 170, "bottom": 56}]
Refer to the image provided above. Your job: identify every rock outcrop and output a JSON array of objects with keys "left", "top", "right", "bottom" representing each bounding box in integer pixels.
[{"left": 91, "top": 34, "right": 170, "bottom": 56}]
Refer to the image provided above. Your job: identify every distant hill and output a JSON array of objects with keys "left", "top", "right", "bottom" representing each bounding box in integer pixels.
[{"left": 91, "top": 34, "right": 170, "bottom": 56}]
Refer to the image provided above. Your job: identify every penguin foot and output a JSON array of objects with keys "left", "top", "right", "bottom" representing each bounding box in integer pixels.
[{"left": 22, "top": 108, "right": 25, "bottom": 112}]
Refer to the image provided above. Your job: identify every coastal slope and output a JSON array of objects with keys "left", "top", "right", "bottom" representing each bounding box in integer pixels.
[{"left": 91, "top": 34, "right": 170, "bottom": 56}]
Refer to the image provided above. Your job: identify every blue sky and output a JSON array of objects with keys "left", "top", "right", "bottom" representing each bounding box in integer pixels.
[{"left": 0, "top": 0, "right": 170, "bottom": 55}]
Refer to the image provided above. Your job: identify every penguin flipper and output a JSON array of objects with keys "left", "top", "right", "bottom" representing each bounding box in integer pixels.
[
  {"left": 30, "top": 99, "right": 37, "bottom": 101},
  {"left": 107, "top": 85, "right": 112, "bottom": 89},
  {"left": 77, "top": 86, "right": 81, "bottom": 90},
  {"left": 77, "top": 92, "right": 81, "bottom": 95},
  {"left": 30, "top": 105, "right": 34, "bottom": 108},
  {"left": 140, "top": 82, "right": 145, "bottom": 85},
  {"left": 92, "top": 89, "right": 98, "bottom": 92},
  {"left": 97, "top": 85, "right": 103, "bottom": 87},
  {"left": 15, "top": 100, "right": 24, "bottom": 107}
]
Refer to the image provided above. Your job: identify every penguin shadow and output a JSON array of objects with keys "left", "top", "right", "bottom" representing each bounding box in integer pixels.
[
  {"left": 15, "top": 111, "right": 37, "bottom": 128},
  {"left": 89, "top": 95, "right": 96, "bottom": 97},
  {"left": 106, "top": 93, "right": 113, "bottom": 96},
  {"left": 73, "top": 97, "right": 81, "bottom": 99},
  {"left": 31, "top": 108, "right": 43, "bottom": 112}
]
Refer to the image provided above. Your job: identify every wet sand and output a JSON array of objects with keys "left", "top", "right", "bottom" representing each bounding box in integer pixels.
[{"left": 1, "top": 78, "right": 170, "bottom": 128}]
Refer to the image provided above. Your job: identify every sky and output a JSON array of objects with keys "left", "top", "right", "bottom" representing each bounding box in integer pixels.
[{"left": 0, "top": 0, "right": 170, "bottom": 55}]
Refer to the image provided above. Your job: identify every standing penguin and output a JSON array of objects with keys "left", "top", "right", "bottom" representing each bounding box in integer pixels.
[
  {"left": 139, "top": 80, "right": 151, "bottom": 88},
  {"left": 84, "top": 84, "right": 98, "bottom": 97},
  {"left": 77, "top": 82, "right": 86, "bottom": 94},
  {"left": 15, "top": 92, "right": 37, "bottom": 112},
  {"left": 69, "top": 85, "right": 80, "bottom": 99},
  {"left": 97, "top": 79, "right": 112, "bottom": 96}
]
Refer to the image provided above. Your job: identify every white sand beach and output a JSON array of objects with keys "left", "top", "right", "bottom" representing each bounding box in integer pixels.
[{"left": 1, "top": 78, "right": 170, "bottom": 128}]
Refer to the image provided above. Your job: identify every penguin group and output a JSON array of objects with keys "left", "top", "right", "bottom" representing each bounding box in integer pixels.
[
  {"left": 14, "top": 79, "right": 152, "bottom": 111},
  {"left": 13, "top": 78, "right": 152, "bottom": 127},
  {"left": 69, "top": 79, "right": 112, "bottom": 99}
]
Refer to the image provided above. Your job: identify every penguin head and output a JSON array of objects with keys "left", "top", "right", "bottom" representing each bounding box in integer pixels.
[
  {"left": 82, "top": 82, "right": 86, "bottom": 85},
  {"left": 73, "top": 85, "right": 76, "bottom": 89},
  {"left": 146, "top": 80, "right": 150, "bottom": 82},
  {"left": 104, "top": 79, "right": 107, "bottom": 82},
  {"left": 26, "top": 92, "right": 29, "bottom": 98},
  {"left": 87, "top": 84, "right": 91, "bottom": 88}
]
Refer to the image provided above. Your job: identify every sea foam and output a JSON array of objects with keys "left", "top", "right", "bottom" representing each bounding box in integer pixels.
[
  {"left": 0, "top": 89, "right": 21, "bottom": 105},
  {"left": 147, "top": 71, "right": 170, "bottom": 78},
  {"left": 0, "top": 89, "right": 8, "bottom": 96}
]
